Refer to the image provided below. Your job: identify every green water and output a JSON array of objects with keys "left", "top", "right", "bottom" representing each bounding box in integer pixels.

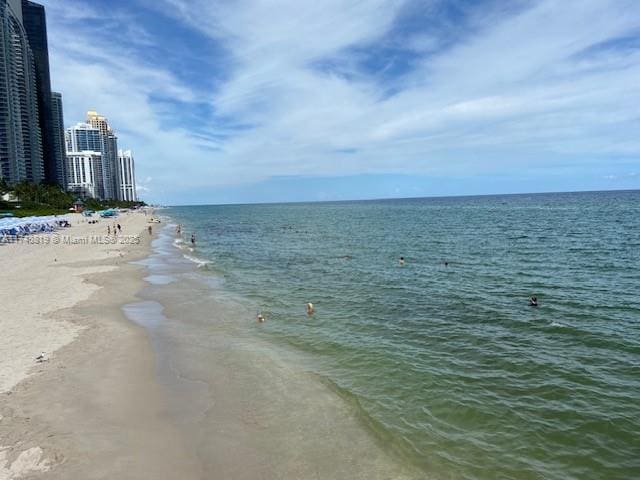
[{"left": 167, "top": 190, "right": 640, "bottom": 479}]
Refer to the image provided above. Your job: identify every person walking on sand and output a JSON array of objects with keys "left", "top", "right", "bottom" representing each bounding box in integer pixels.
[
  {"left": 148, "top": 225, "right": 153, "bottom": 235},
  {"left": 117, "top": 224, "right": 122, "bottom": 233},
  {"left": 107, "top": 225, "right": 111, "bottom": 235}
]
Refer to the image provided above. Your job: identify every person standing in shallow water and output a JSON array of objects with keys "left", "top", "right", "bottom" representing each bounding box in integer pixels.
[{"left": 148, "top": 225, "right": 152, "bottom": 235}]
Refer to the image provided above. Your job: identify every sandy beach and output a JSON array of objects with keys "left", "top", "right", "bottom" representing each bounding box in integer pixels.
[
  {"left": 0, "top": 213, "right": 145, "bottom": 394},
  {"left": 0, "top": 211, "right": 420, "bottom": 480},
  {"left": 0, "top": 212, "right": 198, "bottom": 479}
]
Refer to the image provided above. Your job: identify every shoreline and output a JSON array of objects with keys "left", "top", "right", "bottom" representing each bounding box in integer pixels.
[
  {"left": 124, "top": 222, "right": 423, "bottom": 479},
  {"left": 1, "top": 213, "right": 422, "bottom": 479},
  {"left": 0, "top": 213, "right": 199, "bottom": 478},
  {"left": 3, "top": 194, "right": 636, "bottom": 479}
]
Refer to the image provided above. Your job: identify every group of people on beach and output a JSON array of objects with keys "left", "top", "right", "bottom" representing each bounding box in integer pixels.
[{"left": 107, "top": 224, "right": 122, "bottom": 235}]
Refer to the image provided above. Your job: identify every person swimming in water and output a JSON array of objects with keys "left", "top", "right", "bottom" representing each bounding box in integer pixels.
[
  {"left": 257, "top": 313, "right": 265, "bottom": 323},
  {"left": 529, "top": 296, "right": 539, "bottom": 307},
  {"left": 399, "top": 256, "right": 405, "bottom": 266},
  {"left": 306, "top": 303, "right": 315, "bottom": 316}
]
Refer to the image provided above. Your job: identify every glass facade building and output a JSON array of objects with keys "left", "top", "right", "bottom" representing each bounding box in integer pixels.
[
  {"left": 21, "top": 0, "right": 60, "bottom": 185},
  {"left": 50, "top": 91, "right": 65, "bottom": 187},
  {"left": 66, "top": 123, "right": 102, "bottom": 152},
  {"left": 0, "top": 0, "right": 44, "bottom": 184}
]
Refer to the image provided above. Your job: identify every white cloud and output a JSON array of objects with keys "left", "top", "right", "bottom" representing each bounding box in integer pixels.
[
  {"left": 164, "top": 0, "right": 640, "bottom": 174},
  {"left": 41, "top": 0, "right": 640, "bottom": 202}
]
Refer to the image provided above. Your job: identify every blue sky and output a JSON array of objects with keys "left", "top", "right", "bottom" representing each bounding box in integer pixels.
[{"left": 40, "top": 0, "right": 640, "bottom": 204}]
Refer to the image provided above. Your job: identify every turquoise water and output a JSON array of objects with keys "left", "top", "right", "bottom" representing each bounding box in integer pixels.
[{"left": 166, "top": 190, "right": 640, "bottom": 479}]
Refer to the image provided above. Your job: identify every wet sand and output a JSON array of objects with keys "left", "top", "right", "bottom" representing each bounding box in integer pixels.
[
  {"left": 1, "top": 215, "right": 421, "bottom": 479},
  {"left": 1, "top": 213, "right": 199, "bottom": 479},
  {"left": 123, "top": 225, "right": 421, "bottom": 479}
]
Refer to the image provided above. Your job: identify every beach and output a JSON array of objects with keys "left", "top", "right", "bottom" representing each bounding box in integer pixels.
[
  {"left": 0, "top": 211, "right": 417, "bottom": 480},
  {"left": 1, "top": 191, "right": 638, "bottom": 480},
  {"left": 0, "top": 212, "right": 198, "bottom": 479},
  {"left": 0, "top": 213, "right": 146, "bottom": 394}
]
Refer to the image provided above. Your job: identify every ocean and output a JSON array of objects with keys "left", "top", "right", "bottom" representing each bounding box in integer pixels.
[{"left": 127, "top": 190, "right": 640, "bottom": 479}]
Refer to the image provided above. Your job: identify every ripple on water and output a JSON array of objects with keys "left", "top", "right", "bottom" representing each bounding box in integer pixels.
[{"left": 163, "top": 191, "right": 640, "bottom": 480}]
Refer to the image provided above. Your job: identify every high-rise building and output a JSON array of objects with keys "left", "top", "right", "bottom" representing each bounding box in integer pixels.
[
  {"left": 66, "top": 151, "right": 102, "bottom": 199},
  {"left": 65, "top": 123, "right": 105, "bottom": 198},
  {"left": 87, "top": 110, "right": 118, "bottom": 199},
  {"left": 50, "top": 91, "right": 65, "bottom": 187},
  {"left": 65, "top": 122, "right": 102, "bottom": 152},
  {"left": 0, "top": 0, "right": 44, "bottom": 184},
  {"left": 21, "top": 0, "right": 60, "bottom": 185},
  {"left": 66, "top": 114, "right": 140, "bottom": 202},
  {"left": 117, "top": 149, "right": 137, "bottom": 202}
]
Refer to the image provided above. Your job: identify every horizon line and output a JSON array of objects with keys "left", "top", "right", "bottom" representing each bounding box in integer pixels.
[{"left": 162, "top": 187, "right": 639, "bottom": 208}]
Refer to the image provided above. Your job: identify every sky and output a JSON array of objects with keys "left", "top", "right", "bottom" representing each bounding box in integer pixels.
[{"left": 39, "top": 0, "right": 640, "bottom": 205}]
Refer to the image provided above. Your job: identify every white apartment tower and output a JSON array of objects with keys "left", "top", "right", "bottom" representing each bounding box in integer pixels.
[
  {"left": 117, "top": 149, "right": 137, "bottom": 202},
  {"left": 66, "top": 151, "right": 102, "bottom": 199},
  {"left": 65, "top": 122, "right": 105, "bottom": 198}
]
